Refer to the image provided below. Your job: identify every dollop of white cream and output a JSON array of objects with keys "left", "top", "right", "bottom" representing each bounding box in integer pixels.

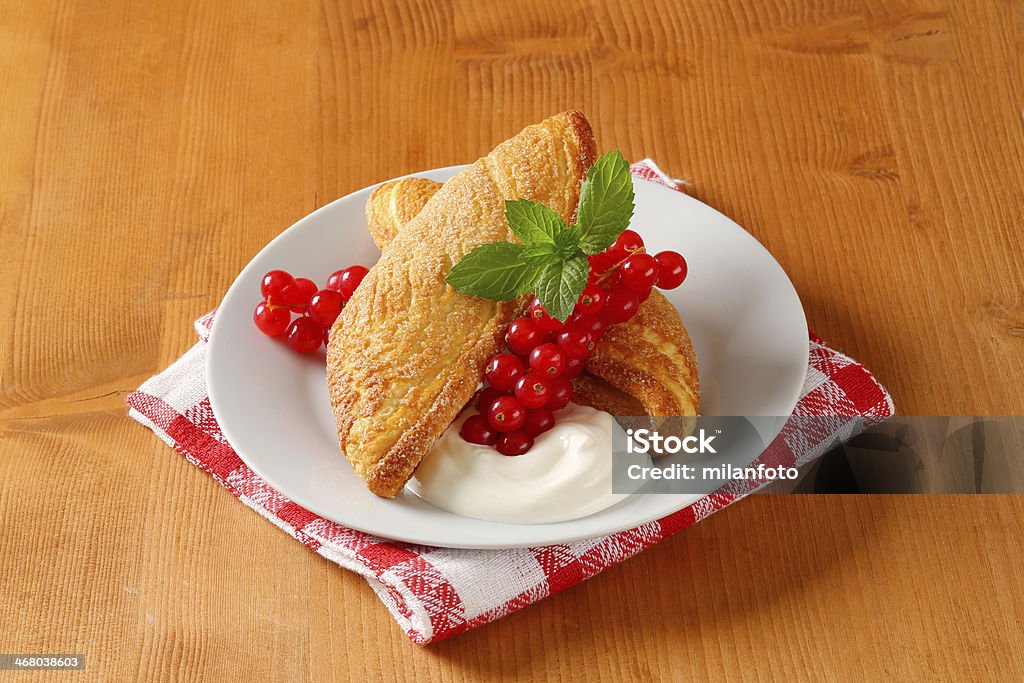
[{"left": 408, "top": 404, "right": 629, "bottom": 524}]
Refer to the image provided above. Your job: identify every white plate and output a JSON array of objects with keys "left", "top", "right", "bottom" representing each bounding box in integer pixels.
[{"left": 207, "top": 167, "right": 808, "bottom": 549}]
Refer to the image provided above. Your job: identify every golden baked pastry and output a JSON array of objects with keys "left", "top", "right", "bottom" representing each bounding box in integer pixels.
[
  {"left": 569, "top": 373, "right": 645, "bottom": 415},
  {"left": 586, "top": 290, "right": 700, "bottom": 417},
  {"left": 364, "top": 177, "right": 701, "bottom": 419},
  {"left": 365, "top": 177, "right": 442, "bottom": 249},
  {"left": 328, "top": 111, "right": 596, "bottom": 498}
]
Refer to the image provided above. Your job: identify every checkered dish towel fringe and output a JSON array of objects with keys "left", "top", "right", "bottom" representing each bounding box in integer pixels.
[{"left": 127, "top": 160, "right": 894, "bottom": 645}]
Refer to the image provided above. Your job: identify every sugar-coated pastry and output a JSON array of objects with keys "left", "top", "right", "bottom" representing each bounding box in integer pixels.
[
  {"left": 365, "top": 177, "right": 443, "bottom": 250},
  {"left": 569, "top": 373, "right": 645, "bottom": 415},
  {"left": 328, "top": 111, "right": 596, "bottom": 498},
  {"left": 585, "top": 289, "right": 699, "bottom": 418}
]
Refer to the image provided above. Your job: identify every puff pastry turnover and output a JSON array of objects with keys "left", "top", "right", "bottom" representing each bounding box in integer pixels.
[
  {"left": 364, "top": 177, "right": 700, "bottom": 420},
  {"left": 327, "top": 111, "right": 596, "bottom": 498}
]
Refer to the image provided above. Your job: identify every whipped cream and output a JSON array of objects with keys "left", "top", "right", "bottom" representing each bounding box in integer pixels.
[{"left": 408, "top": 404, "right": 629, "bottom": 524}]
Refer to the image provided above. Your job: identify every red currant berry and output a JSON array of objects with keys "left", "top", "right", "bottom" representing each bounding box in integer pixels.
[
  {"left": 569, "top": 313, "right": 607, "bottom": 341},
  {"left": 484, "top": 353, "right": 525, "bottom": 391},
  {"left": 587, "top": 251, "right": 616, "bottom": 275},
  {"left": 529, "top": 343, "right": 565, "bottom": 377},
  {"left": 295, "top": 277, "right": 318, "bottom": 300},
  {"left": 284, "top": 317, "right": 323, "bottom": 354},
  {"left": 539, "top": 316, "right": 565, "bottom": 338},
  {"left": 602, "top": 286, "right": 640, "bottom": 324},
  {"left": 603, "top": 269, "right": 622, "bottom": 286},
  {"left": 253, "top": 301, "right": 291, "bottom": 337},
  {"left": 545, "top": 376, "right": 574, "bottom": 410},
  {"left": 496, "top": 430, "right": 534, "bottom": 456},
  {"left": 619, "top": 253, "right": 660, "bottom": 293},
  {"left": 307, "top": 289, "right": 345, "bottom": 329},
  {"left": 486, "top": 396, "right": 526, "bottom": 433},
  {"left": 514, "top": 372, "right": 552, "bottom": 409},
  {"left": 327, "top": 265, "right": 369, "bottom": 300},
  {"left": 655, "top": 251, "right": 688, "bottom": 289},
  {"left": 513, "top": 352, "right": 533, "bottom": 369},
  {"left": 325, "top": 269, "right": 345, "bottom": 292},
  {"left": 278, "top": 279, "right": 316, "bottom": 308},
  {"left": 522, "top": 409, "right": 555, "bottom": 438},
  {"left": 528, "top": 298, "right": 564, "bottom": 335},
  {"left": 556, "top": 328, "right": 595, "bottom": 358},
  {"left": 476, "top": 386, "right": 506, "bottom": 412},
  {"left": 260, "top": 270, "right": 295, "bottom": 301},
  {"left": 460, "top": 414, "right": 498, "bottom": 446},
  {"left": 562, "top": 355, "right": 586, "bottom": 379},
  {"left": 610, "top": 229, "right": 644, "bottom": 259},
  {"left": 506, "top": 317, "right": 543, "bottom": 355},
  {"left": 528, "top": 297, "right": 548, "bottom": 322},
  {"left": 576, "top": 284, "right": 605, "bottom": 316},
  {"left": 566, "top": 319, "right": 598, "bottom": 345}
]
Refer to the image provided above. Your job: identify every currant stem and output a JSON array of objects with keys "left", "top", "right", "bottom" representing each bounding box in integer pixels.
[{"left": 595, "top": 247, "right": 645, "bottom": 286}]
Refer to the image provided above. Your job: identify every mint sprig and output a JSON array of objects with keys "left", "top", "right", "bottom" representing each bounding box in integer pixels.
[
  {"left": 534, "top": 254, "right": 589, "bottom": 321},
  {"left": 445, "top": 149, "right": 634, "bottom": 322},
  {"left": 575, "top": 150, "right": 634, "bottom": 253},
  {"left": 443, "top": 242, "right": 539, "bottom": 301},
  {"left": 504, "top": 199, "right": 560, "bottom": 244}
]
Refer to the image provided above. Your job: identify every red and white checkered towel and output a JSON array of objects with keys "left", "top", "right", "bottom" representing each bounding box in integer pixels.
[{"left": 127, "top": 161, "right": 894, "bottom": 645}]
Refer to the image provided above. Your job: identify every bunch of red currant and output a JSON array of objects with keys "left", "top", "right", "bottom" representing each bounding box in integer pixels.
[
  {"left": 461, "top": 229, "right": 687, "bottom": 455},
  {"left": 253, "top": 265, "right": 368, "bottom": 353}
]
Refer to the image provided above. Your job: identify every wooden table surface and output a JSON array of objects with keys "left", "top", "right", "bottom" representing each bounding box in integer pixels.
[{"left": 2, "top": 0, "right": 1022, "bottom": 679}]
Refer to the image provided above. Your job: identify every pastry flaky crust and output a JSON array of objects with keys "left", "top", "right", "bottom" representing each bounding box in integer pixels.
[
  {"left": 586, "top": 289, "right": 699, "bottom": 417},
  {"left": 570, "top": 373, "right": 645, "bottom": 415},
  {"left": 365, "top": 177, "right": 442, "bottom": 249},
  {"left": 328, "top": 111, "right": 597, "bottom": 498},
  {"left": 365, "top": 178, "right": 701, "bottom": 419}
]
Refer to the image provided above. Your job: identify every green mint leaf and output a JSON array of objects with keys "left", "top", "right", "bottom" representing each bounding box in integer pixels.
[
  {"left": 521, "top": 242, "right": 559, "bottom": 262},
  {"left": 575, "top": 149, "right": 635, "bottom": 254},
  {"left": 445, "top": 242, "right": 540, "bottom": 301},
  {"left": 505, "top": 199, "right": 565, "bottom": 245},
  {"left": 553, "top": 226, "right": 581, "bottom": 255},
  {"left": 534, "top": 253, "right": 589, "bottom": 322},
  {"left": 561, "top": 245, "right": 586, "bottom": 264}
]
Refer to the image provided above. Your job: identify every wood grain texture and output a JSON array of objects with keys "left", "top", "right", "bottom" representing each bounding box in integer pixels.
[{"left": 0, "top": 0, "right": 1022, "bottom": 679}]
